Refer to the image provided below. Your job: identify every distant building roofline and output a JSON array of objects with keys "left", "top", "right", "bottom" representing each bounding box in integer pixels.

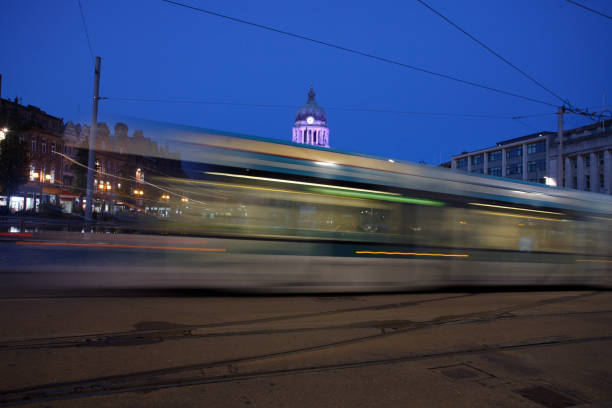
[{"left": 496, "top": 131, "right": 553, "bottom": 146}]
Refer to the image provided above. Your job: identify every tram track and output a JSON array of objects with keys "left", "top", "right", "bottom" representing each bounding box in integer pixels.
[
  {"left": 0, "top": 291, "right": 605, "bottom": 406},
  {"left": 1, "top": 333, "right": 610, "bottom": 407},
  {"left": 0, "top": 293, "right": 474, "bottom": 350},
  {"left": 0, "top": 291, "right": 598, "bottom": 352},
  {"left": 1, "top": 308, "right": 610, "bottom": 352}
]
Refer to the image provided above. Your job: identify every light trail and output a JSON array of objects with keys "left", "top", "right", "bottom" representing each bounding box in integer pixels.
[
  {"left": 205, "top": 171, "right": 402, "bottom": 195},
  {"left": 163, "top": 178, "right": 393, "bottom": 205},
  {"left": 474, "top": 210, "right": 565, "bottom": 222},
  {"left": 356, "top": 251, "right": 468, "bottom": 258},
  {"left": 0, "top": 232, "right": 33, "bottom": 237},
  {"left": 16, "top": 241, "right": 227, "bottom": 252},
  {"left": 311, "top": 187, "right": 444, "bottom": 206},
  {"left": 468, "top": 202, "right": 563, "bottom": 215},
  {"left": 54, "top": 151, "right": 204, "bottom": 205}
]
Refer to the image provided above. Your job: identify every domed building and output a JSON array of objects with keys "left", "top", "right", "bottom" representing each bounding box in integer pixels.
[{"left": 292, "top": 87, "right": 329, "bottom": 148}]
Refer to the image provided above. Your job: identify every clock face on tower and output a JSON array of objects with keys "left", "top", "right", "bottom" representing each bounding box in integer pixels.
[{"left": 306, "top": 116, "right": 314, "bottom": 124}]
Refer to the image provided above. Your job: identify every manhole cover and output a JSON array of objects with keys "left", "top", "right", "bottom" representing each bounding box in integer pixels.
[{"left": 516, "top": 386, "right": 577, "bottom": 408}]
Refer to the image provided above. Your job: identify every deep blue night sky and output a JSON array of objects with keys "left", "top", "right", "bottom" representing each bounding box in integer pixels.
[{"left": 1, "top": 0, "right": 611, "bottom": 164}]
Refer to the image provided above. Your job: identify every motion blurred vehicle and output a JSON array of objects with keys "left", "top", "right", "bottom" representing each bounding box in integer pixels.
[{"left": 112, "top": 128, "right": 611, "bottom": 291}]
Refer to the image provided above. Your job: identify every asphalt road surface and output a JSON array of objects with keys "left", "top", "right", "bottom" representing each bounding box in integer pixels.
[{"left": 0, "top": 289, "right": 611, "bottom": 407}]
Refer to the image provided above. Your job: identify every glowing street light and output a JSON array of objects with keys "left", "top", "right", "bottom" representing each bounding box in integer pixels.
[{"left": 544, "top": 176, "right": 557, "bottom": 187}]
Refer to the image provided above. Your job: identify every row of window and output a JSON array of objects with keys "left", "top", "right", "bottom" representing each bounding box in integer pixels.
[
  {"left": 28, "top": 165, "right": 55, "bottom": 183},
  {"left": 458, "top": 141, "right": 548, "bottom": 167},
  {"left": 575, "top": 151, "right": 605, "bottom": 168},
  {"left": 30, "top": 139, "right": 63, "bottom": 155},
  {"left": 565, "top": 174, "right": 606, "bottom": 190},
  {"left": 467, "top": 159, "right": 546, "bottom": 175}
]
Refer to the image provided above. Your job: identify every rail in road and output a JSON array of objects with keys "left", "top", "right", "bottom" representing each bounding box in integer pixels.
[{"left": 0, "top": 290, "right": 611, "bottom": 407}]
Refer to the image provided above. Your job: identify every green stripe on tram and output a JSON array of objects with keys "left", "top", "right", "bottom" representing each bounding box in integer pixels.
[{"left": 307, "top": 187, "right": 444, "bottom": 206}]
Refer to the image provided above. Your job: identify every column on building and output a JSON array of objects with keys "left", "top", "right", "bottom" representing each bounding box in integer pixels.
[
  {"left": 565, "top": 157, "right": 573, "bottom": 188},
  {"left": 604, "top": 150, "right": 612, "bottom": 194},
  {"left": 501, "top": 148, "right": 507, "bottom": 177},
  {"left": 576, "top": 155, "right": 585, "bottom": 191},
  {"left": 590, "top": 152, "right": 599, "bottom": 193},
  {"left": 545, "top": 134, "right": 550, "bottom": 178},
  {"left": 483, "top": 151, "right": 488, "bottom": 174},
  {"left": 467, "top": 155, "right": 472, "bottom": 172},
  {"left": 451, "top": 159, "right": 457, "bottom": 169},
  {"left": 522, "top": 143, "right": 527, "bottom": 181}
]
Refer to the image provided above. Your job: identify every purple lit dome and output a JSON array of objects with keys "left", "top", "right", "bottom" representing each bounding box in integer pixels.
[{"left": 294, "top": 87, "right": 327, "bottom": 124}]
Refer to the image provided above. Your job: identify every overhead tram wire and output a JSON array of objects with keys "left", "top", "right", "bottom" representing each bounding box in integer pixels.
[
  {"left": 106, "top": 96, "right": 553, "bottom": 120},
  {"left": 415, "top": 0, "right": 611, "bottom": 122},
  {"left": 564, "top": 0, "right": 612, "bottom": 20},
  {"left": 161, "top": 0, "right": 557, "bottom": 108},
  {"left": 77, "top": 0, "right": 95, "bottom": 65},
  {"left": 415, "top": 0, "right": 569, "bottom": 106}
]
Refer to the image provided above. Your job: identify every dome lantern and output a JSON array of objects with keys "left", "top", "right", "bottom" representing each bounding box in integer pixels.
[{"left": 292, "top": 87, "right": 329, "bottom": 148}]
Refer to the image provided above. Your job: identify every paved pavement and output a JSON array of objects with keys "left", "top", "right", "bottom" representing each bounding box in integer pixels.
[{"left": 0, "top": 289, "right": 611, "bottom": 407}]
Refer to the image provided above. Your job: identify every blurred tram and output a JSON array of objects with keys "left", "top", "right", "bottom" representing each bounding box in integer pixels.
[{"left": 139, "top": 130, "right": 612, "bottom": 291}]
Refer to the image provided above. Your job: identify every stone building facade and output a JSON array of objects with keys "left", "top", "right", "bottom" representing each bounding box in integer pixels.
[
  {"left": 450, "top": 119, "right": 612, "bottom": 195},
  {"left": 547, "top": 120, "right": 612, "bottom": 194},
  {"left": 0, "top": 97, "right": 67, "bottom": 211}
]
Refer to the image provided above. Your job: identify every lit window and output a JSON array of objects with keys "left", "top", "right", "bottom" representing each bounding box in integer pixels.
[{"left": 136, "top": 168, "right": 144, "bottom": 182}]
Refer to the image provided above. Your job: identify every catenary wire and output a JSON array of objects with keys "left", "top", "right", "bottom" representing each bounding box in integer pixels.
[
  {"left": 415, "top": 0, "right": 569, "bottom": 105},
  {"left": 106, "top": 96, "right": 553, "bottom": 120},
  {"left": 77, "top": 0, "right": 95, "bottom": 65},
  {"left": 160, "top": 0, "right": 557, "bottom": 108},
  {"left": 564, "top": 0, "right": 612, "bottom": 20}
]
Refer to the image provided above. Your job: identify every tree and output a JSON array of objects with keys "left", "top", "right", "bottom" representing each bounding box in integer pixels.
[{"left": 0, "top": 129, "right": 28, "bottom": 197}]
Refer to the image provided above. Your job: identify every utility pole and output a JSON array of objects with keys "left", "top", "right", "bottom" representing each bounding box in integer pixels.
[
  {"left": 556, "top": 106, "right": 564, "bottom": 187},
  {"left": 85, "top": 56, "right": 101, "bottom": 221}
]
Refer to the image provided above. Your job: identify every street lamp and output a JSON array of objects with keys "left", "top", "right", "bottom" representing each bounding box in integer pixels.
[{"left": 544, "top": 176, "right": 557, "bottom": 187}]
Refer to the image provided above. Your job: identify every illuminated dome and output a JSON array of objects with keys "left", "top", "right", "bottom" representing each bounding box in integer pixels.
[
  {"left": 292, "top": 87, "right": 330, "bottom": 148},
  {"left": 295, "top": 87, "right": 327, "bottom": 124}
]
